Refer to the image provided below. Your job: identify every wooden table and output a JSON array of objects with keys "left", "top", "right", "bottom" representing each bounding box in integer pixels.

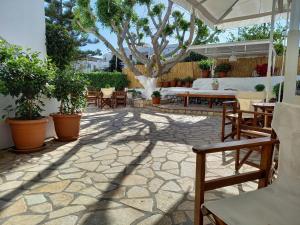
[
  {"left": 176, "top": 92, "right": 236, "bottom": 108},
  {"left": 253, "top": 102, "right": 276, "bottom": 127}
]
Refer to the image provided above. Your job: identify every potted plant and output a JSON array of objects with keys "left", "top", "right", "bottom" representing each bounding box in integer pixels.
[
  {"left": 198, "top": 59, "right": 212, "bottom": 78},
  {"left": 0, "top": 41, "right": 55, "bottom": 152},
  {"left": 214, "top": 63, "right": 232, "bottom": 78},
  {"left": 51, "top": 69, "right": 87, "bottom": 141},
  {"left": 184, "top": 76, "right": 194, "bottom": 87},
  {"left": 152, "top": 90, "right": 161, "bottom": 105},
  {"left": 175, "top": 78, "right": 183, "bottom": 87},
  {"left": 254, "top": 84, "right": 265, "bottom": 92},
  {"left": 211, "top": 78, "right": 219, "bottom": 90}
]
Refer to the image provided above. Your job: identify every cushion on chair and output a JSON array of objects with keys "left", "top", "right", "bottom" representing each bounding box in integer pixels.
[
  {"left": 101, "top": 88, "right": 115, "bottom": 98},
  {"left": 236, "top": 91, "right": 266, "bottom": 111}
]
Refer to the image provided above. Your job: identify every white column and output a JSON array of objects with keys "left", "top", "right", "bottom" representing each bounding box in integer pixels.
[
  {"left": 266, "top": 0, "right": 276, "bottom": 101},
  {"left": 283, "top": 0, "right": 300, "bottom": 104}
]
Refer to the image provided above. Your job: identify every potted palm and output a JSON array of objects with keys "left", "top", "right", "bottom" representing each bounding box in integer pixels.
[
  {"left": 214, "top": 63, "right": 232, "bottom": 78},
  {"left": 152, "top": 90, "right": 161, "bottom": 105},
  {"left": 0, "top": 41, "right": 55, "bottom": 152},
  {"left": 198, "top": 59, "right": 212, "bottom": 78},
  {"left": 51, "top": 69, "right": 87, "bottom": 141}
]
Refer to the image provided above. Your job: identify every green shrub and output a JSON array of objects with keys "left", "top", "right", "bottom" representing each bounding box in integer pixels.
[
  {"left": 214, "top": 63, "right": 232, "bottom": 73},
  {"left": 255, "top": 84, "right": 265, "bottom": 92},
  {"left": 52, "top": 69, "right": 88, "bottom": 114},
  {"left": 83, "top": 72, "right": 130, "bottom": 91},
  {"left": 198, "top": 59, "right": 213, "bottom": 71},
  {"left": 152, "top": 91, "right": 161, "bottom": 98},
  {"left": 0, "top": 40, "right": 56, "bottom": 120},
  {"left": 273, "top": 80, "right": 300, "bottom": 101}
]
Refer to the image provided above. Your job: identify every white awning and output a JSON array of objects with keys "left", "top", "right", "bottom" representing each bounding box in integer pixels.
[
  {"left": 189, "top": 40, "right": 275, "bottom": 58},
  {"left": 172, "top": 0, "right": 290, "bottom": 28}
]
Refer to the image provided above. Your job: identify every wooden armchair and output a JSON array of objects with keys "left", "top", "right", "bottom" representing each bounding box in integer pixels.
[
  {"left": 99, "top": 87, "right": 116, "bottom": 109},
  {"left": 193, "top": 102, "right": 300, "bottom": 225},
  {"left": 86, "top": 90, "right": 99, "bottom": 106},
  {"left": 221, "top": 91, "right": 266, "bottom": 142},
  {"left": 114, "top": 91, "right": 127, "bottom": 107},
  {"left": 193, "top": 137, "right": 276, "bottom": 225}
]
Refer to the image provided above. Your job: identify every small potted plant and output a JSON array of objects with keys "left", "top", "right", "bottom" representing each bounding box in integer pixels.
[
  {"left": 198, "top": 59, "right": 212, "bottom": 78},
  {"left": 175, "top": 78, "right": 183, "bottom": 87},
  {"left": 51, "top": 69, "right": 87, "bottom": 141},
  {"left": 214, "top": 63, "right": 232, "bottom": 78},
  {"left": 184, "top": 76, "right": 194, "bottom": 87},
  {"left": 152, "top": 90, "right": 161, "bottom": 105},
  {"left": 0, "top": 41, "right": 55, "bottom": 152},
  {"left": 211, "top": 78, "right": 219, "bottom": 90},
  {"left": 254, "top": 84, "right": 265, "bottom": 92}
]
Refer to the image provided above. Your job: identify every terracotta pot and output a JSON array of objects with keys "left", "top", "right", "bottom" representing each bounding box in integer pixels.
[
  {"left": 163, "top": 81, "right": 170, "bottom": 87},
  {"left": 152, "top": 97, "right": 161, "bottom": 105},
  {"left": 158, "top": 81, "right": 163, "bottom": 87},
  {"left": 7, "top": 118, "right": 48, "bottom": 152},
  {"left": 51, "top": 113, "right": 81, "bottom": 141},
  {"left": 185, "top": 82, "right": 190, "bottom": 87},
  {"left": 201, "top": 70, "right": 210, "bottom": 78},
  {"left": 170, "top": 80, "right": 177, "bottom": 87},
  {"left": 176, "top": 81, "right": 183, "bottom": 87},
  {"left": 218, "top": 71, "right": 227, "bottom": 78}
]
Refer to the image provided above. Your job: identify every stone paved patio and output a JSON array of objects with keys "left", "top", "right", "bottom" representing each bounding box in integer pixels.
[{"left": 0, "top": 108, "right": 258, "bottom": 225}]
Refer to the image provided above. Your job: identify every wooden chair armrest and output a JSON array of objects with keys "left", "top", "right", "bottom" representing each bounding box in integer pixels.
[
  {"left": 238, "top": 110, "right": 273, "bottom": 117},
  {"left": 193, "top": 137, "right": 277, "bottom": 154},
  {"left": 223, "top": 100, "right": 237, "bottom": 105},
  {"left": 223, "top": 100, "right": 238, "bottom": 113}
]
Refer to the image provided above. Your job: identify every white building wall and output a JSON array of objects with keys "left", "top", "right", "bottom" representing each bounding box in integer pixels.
[{"left": 0, "top": 0, "right": 59, "bottom": 149}]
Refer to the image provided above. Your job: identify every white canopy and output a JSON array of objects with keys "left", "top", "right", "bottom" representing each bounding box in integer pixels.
[
  {"left": 173, "top": 0, "right": 290, "bottom": 28},
  {"left": 189, "top": 40, "right": 275, "bottom": 58}
]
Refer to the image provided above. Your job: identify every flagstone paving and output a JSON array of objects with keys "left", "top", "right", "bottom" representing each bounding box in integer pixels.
[{"left": 0, "top": 108, "right": 258, "bottom": 225}]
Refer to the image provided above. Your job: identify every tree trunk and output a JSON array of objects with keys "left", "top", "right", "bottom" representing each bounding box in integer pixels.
[{"left": 136, "top": 76, "right": 157, "bottom": 100}]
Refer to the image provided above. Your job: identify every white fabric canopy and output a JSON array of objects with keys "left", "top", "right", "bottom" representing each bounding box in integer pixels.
[{"left": 172, "top": 0, "right": 290, "bottom": 28}]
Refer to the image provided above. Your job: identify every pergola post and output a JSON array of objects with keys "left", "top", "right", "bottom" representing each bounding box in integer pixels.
[
  {"left": 283, "top": 0, "right": 300, "bottom": 104},
  {"left": 266, "top": 0, "right": 277, "bottom": 101}
]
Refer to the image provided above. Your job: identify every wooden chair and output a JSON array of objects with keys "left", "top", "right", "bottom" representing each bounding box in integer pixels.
[
  {"left": 86, "top": 90, "right": 99, "bottom": 106},
  {"left": 221, "top": 91, "right": 266, "bottom": 142},
  {"left": 234, "top": 110, "right": 275, "bottom": 171},
  {"left": 114, "top": 91, "right": 127, "bottom": 107},
  {"left": 193, "top": 102, "right": 300, "bottom": 225},
  {"left": 99, "top": 87, "right": 116, "bottom": 109}
]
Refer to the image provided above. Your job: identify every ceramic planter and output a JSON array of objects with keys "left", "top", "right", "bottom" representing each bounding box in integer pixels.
[
  {"left": 51, "top": 113, "right": 81, "bottom": 141},
  {"left": 176, "top": 81, "right": 183, "bottom": 87},
  {"left": 170, "top": 80, "right": 177, "bottom": 87},
  {"left": 201, "top": 70, "right": 210, "bottom": 78},
  {"left": 218, "top": 71, "right": 227, "bottom": 78},
  {"left": 7, "top": 118, "right": 48, "bottom": 153},
  {"left": 152, "top": 97, "right": 161, "bottom": 105}
]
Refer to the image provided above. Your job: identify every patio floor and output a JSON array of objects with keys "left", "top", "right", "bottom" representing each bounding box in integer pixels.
[{"left": 0, "top": 107, "right": 258, "bottom": 225}]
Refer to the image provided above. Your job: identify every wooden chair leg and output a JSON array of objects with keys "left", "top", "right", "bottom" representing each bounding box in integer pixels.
[
  {"left": 258, "top": 143, "right": 273, "bottom": 188},
  {"left": 194, "top": 154, "right": 206, "bottom": 225}
]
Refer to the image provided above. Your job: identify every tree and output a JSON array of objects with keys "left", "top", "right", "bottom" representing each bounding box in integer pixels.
[
  {"left": 45, "top": 0, "right": 100, "bottom": 57},
  {"left": 229, "top": 23, "right": 286, "bottom": 55},
  {"left": 46, "top": 23, "right": 77, "bottom": 70},
  {"left": 74, "top": 0, "right": 198, "bottom": 98},
  {"left": 108, "top": 55, "right": 124, "bottom": 72}
]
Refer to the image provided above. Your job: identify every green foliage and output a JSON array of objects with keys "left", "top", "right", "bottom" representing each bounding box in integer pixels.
[
  {"left": 46, "top": 23, "right": 77, "bottom": 70},
  {"left": 52, "top": 69, "right": 87, "bottom": 114},
  {"left": 229, "top": 23, "right": 286, "bottom": 55},
  {"left": 83, "top": 72, "right": 129, "bottom": 91},
  {"left": 183, "top": 52, "right": 206, "bottom": 62},
  {"left": 0, "top": 40, "right": 56, "bottom": 120},
  {"left": 198, "top": 59, "right": 213, "bottom": 70},
  {"left": 152, "top": 90, "right": 161, "bottom": 98},
  {"left": 214, "top": 63, "right": 232, "bottom": 73},
  {"left": 193, "top": 19, "right": 220, "bottom": 45},
  {"left": 184, "top": 76, "right": 194, "bottom": 82},
  {"left": 254, "top": 84, "right": 265, "bottom": 92},
  {"left": 273, "top": 82, "right": 283, "bottom": 101}
]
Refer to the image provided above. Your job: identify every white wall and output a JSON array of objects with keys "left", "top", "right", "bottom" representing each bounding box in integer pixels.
[{"left": 0, "top": 0, "right": 59, "bottom": 149}]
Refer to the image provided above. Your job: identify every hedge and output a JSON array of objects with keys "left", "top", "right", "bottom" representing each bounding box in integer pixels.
[{"left": 83, "top": 72, "right": 130, "bottom": 91}]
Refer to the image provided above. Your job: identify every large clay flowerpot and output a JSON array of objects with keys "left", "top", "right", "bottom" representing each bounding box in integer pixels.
[
  {"left": 201, "top": 70, "right": 210, "bottom": 78},
  {"left": 152, "top": 97, "right": 161, "bottom": 105},
  {"left": 7, "top": 118, "right": 48, "bottom": 153},
  {"left": 51, "top": 114, "right": 81, "bottom": 141}
]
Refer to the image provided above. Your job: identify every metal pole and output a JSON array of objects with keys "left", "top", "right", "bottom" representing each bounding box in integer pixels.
[{"left": 266, "top": 0, "right": 277, "bottom": 101}]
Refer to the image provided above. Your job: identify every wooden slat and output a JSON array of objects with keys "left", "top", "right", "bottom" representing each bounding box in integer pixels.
[
  {"left": 193, "top": 137, "right": 275, "bottom": 154},
  {"left": 204, "top": 170, "right": 265, "bottom": 191}
]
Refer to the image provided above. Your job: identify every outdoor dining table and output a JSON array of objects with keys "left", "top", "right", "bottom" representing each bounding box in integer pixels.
[{"left": 252, "top": 102, "right": 276, "bottom": 127}]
